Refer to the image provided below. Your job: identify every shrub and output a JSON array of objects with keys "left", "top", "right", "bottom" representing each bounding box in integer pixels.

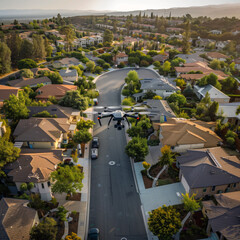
[
  {"left": 122, "top": 97, "right": 135, "bottom": 106},
  {"left": 18, "top": 58, "right": 37, "bottom": 69}
]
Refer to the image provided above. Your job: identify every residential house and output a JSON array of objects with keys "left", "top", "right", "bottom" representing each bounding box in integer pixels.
[
  {"left": 215, "top": 41, "right": 230, "bottom": 50},
  {"left": 59, "top": 68, "right": 78, "bottom": 82},
  {"left": 169, "top": 34, "right": 183, "bottom": 40},
  {"left": 13, "top": 118, "right": 72, "bottom": 149},
  {"left": 218, "top": 102, "right": 240, "bottom": 127},
  {"left": 52, "top": 57, "right": 80, "bottom": 68},
  {"left": 0, "top": 85, "right": 23, "bottom": 108},
  {"left": 35, "top": 84, "right": 77, "bottom": 101},
  {"left": 56, "top": 39, "right": 66, "bottom": 48},
  {"left": 8, "top": 76, "right": 51, "bottom": 88},
  {"left": 210, "top": 30, "right": 222, "bottom": 35},
  {"left": 202, "top": 191, "right": 240, "bottom": 240},
  {"left": 0, "top": 198, "right": 39, "bottom": 240},
  {"left": 144, "top": 99, "right": 176, "bottom": 122},
  {"left": 234, "top": 58, "right": 240, "bottom": 70},
  {"left": 152, "top": 52, "right": 169, "bottom": 63},
  {"left": 168, "top": 19, "right": 184, "bottom": 26},
  {"left": 123, "top": 36, "right": 139, "bottom": 46},
  {"left": 6, "top": 149, "right": 62, "bottom": 201},
  {"left": 166, "top": 27, "right": 184, "bottom": 33},
  {"left": 114, "top": 52, "right": 128, "bottom": 65},
  {"left": 28, "top": 105, "right": 81, "bottom": 124},
  {"left": 195, "top": 38, "right": 216, "bottom": 49},
  {"left": 232, "top": 30, "right": 240, "bottom": 36},
  {"left": 177, "top": 147, "right": 240, "bottom": 198},
  {"left": 206, "top": 52, "right": 228, "bottom": 62},
  {"left": 140, "top": 77, "right": 179, "bottom": 99},
  {"left": 158, "top": 118, "right": 222, "bottom": 152},
  {"left": 194, "top": 84, "right": 230, "bottom": 103},
  {"left": 30, "top": 67, "right": 51, "bottom": 76},
  {"left": 0, "top": 24, "right": 15, "bottom": 30}
]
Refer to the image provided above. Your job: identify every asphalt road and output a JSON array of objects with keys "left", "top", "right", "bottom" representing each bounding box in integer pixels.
[{"left": 89, "top": 68, "right": 159, "bottom": 240}]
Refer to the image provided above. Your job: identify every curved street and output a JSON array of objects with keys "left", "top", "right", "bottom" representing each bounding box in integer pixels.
[{"left": 89, "top": 68, "right": 159, "bottom": 240}]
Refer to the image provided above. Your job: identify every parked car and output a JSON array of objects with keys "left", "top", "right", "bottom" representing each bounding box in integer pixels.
[
  {"left": 92, "top": 137, "right": 99, "bottom": 148},
  {"left": 91, "top": 148, "right": 98, "bottom": 160},
  {"left": 88, "top": 228, "right": 100, "bottom": 240},
  {"left": 77, "top": 144, "right": 82, "bottom": 156}
]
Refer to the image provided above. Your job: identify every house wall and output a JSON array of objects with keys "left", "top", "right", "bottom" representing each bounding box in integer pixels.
[
  {"left": 181, "top": 175, "right": 190, "bottom": 193},
  {"left": 61, "top": 75, "right": 78, "bottom": 82},
  {"left": 143, "top": 89, "right": 176, "bottom": 99},
  {"left": 190, "top": 182, "right": 240, "bottom": 199},
  {"left": 211, "top": 97, "right": 230, "bottom": 104},
  {"left": 16, "top": 181, "right": 53, "bottom": 201},
  {"left": 22, "top": 141, "right": 59, "bottom": 149}
]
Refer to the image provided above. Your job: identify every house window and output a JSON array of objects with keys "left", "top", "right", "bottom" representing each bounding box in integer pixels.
[
  {"left": 203, "top": 188, "right": 207, "bottom": 192},
  {"left": 212, "top": 186, "right": 216, "bottom": 192},
  {"left": 42, "top": 183, "right": 45, "bottom": 189},
  {"left": 51, "top": 142, "right": 54, "bottom": 146},
  {"left": 47, "top": 182, "right": 51, "bottom": 187},
  {"left": 233, "top": 183, "right": 237, "bottom": 188}
]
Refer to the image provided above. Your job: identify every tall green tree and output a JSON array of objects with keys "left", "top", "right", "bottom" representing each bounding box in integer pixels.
[
  {"left": 103, "top": 29, "right": 113, "bottom": 44},
  {"left": 148, "top": 205, "right": 181, "bottom": 240},
  {"left": 159, "top": 145, "right": 175, "bottom": 172},
  {"left": 7, "top": 32, "right": 22, "bottom": 67},
  {"left": 33, "top": 34, "right": 46, "bottom": 60},
  {"left": 3, "top": 91, "right": 29, "bottom": 120},
  {"left": 0, "top": 42, "right": 11, "bottom": 74},
  {"left": 20, "top": 39, "right": 34, "bottom": 59},
  {"left": 51, "top": 165, "right": 84, "bottom": 195},
  {"left": 59, "top": 25, "right": 75, "bottom": 52},
  {"left": 76, "top": 119, "right": 95, "bottom": 130},
  {"left": 73, "top": 130, "right": 92, "bottom": 144},
  {"left": 182, "top": 20, "right": 191, "bottom": 54},
  {"left": 182, "top": 193, "right": 200, "bottom": 213},
  {"left": 125, "top": 136, "right": 149, "bottom": 162},
  {"left": 30, "top": 217, "right": 57, "bottom": 240}
]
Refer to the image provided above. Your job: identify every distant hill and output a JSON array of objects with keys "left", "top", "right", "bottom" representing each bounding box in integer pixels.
[
  {"left": 107, "top": 3, "right": 240, "bottom": 18},
  {"left": 1, "top": 3, "right": 240, "bottom": 23}
]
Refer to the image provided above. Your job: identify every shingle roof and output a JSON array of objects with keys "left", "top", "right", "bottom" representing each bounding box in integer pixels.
[
  {"left": 35, "top": 84, "right": 77, "bottom": 100},
  {"left": 178, "top": 147, "right": 240, "bottom": 188},
  {"left": 0, "top": 198, "right": 38, "bottom": 240},
  {"left": 140, "top": 77, "right": 178, "bottom": 91},
  {"left": 59, "top": 68, "right": 78, "bottom": 78},
  {"left": 206, "top": 52, "right": 228, "bottom": 59},
  {"left": 8, "top": 77, "right": 51, "bottom": 88},
  {"left": 55, "top": 57, "right": 79, "bottom": 65},
  {"left": 0, "top": 85, "right": 22, "bottom": 102},
  {"left": 159, "top": 118, "right": 222, "bottom": 148},
  {"left": 7, "top": 149, "right": 62, "bottom": 183},
  {"left": 13, "top": 118, "right": 70, "bottom": 142}
]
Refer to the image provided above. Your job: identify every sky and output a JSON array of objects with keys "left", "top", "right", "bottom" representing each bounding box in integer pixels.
[{"left": 1, "top": 0, "right": 240, "bottom": 11}]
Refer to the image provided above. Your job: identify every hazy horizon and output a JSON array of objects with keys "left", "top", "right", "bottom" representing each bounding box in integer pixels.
[{"left": 1, "top": 0, "right": 240, "bottom": 11}]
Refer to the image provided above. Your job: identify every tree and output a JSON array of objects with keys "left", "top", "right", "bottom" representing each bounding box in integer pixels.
[
  {"left": 162, "top": 61, "right": 171, "bottom": 74},
  {"left": 182, "top": 20, "right": 191, "bottom": 54},
  {"left": 59, "top": 26, "right": 75, "bottom": 52},
  {"left": 103, "top": 29, "right": 113, "bottom": 44},
  {"left": 76, "top": 119, "right": 95, "bottom": 130},
  {"left": 65, "top": 232, "right": 82, "bottom": 240},
  {"left": 209, "top": 59, "right": 221, "bottom": 70},
  {"left": 20, "top": 39, "right": 34, "bottom": 59},
  {"left": 30, "top": 217, "right": 57, "bottom": 240},
  {"left": 18, "top": 58, "right": 37, "bottom": 69},
  {"left": 198, "top": 73, "right": 221, "bottom": 90},
  {"left": 32, "top": 34, "right": 46, "bottom": 60},
  {"left": 159, "top": 145, "right": 175, "bottom": 171},
  {"left": 73, "top": 130, "right": 92, "bottom": 144},
  {"left": 125, "top": 137, "right": 149, "bottom": 162},
  {"left": 20, "top": 69, "right": 34, "bottom": 78},
  {"left": 208, "top": 101, "right": 219, "bottom": 121},
  {"left": 175, "top": 78, "right": 186, "bottom": 88},
  {"left": 3, "top": 91, "right": 29, "bottom": 120},
  {"left": 0, "top": 42, "right": 11, "bottom": 74},
  {"left": 236, "top": 105, "right": 240, "bottom": 115},
  {"left": 47, "top": 72, "right": 63, "bottom": 84},
  {"left": 20, "top": 183, "right": 28, "bottom": 192},
  {"left": 148, "top": 205, "right": 181, "bottom": 240},
  {"left": 59, "top": 91, "right": 90, "bottom": 110},
  {"left": 56, "top": 206, "right": 68, "bottom": 221},
  {"left": 125, "top": 70, "right": 139, "bottom": 84},
  {"left": 183, "top": 84, "right": 194, "bottom": 97},
  {"left": 86, "top": 61, "right": 95, "bottom": 73},
  {"left": 167, "top": 93, "right": 186, "bottom": 107},
  {"left": 94, "top": 66, "right": 103, "bottom": 74},
  {"left": 153, "top": 95, "right": 162, "bottom": 100},
  {"left": 7, "top": 32, "right": 22, "bottom": 67},
  {"left": 51, "top": 165, "right": 84, "bottom": 195},
  {"left": 181, "top": 193, "right": 200, "bottom": 213},
  {"left": 0, "top": 138, "right": 20, "bottom": 175},
  {"left": 221, "top": 77, "right": 238, "bottom": 93}
]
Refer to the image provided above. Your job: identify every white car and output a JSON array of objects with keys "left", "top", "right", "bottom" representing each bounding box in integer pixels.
[{"left": 91, "top": 148, "right": 98, "bottom": 160}]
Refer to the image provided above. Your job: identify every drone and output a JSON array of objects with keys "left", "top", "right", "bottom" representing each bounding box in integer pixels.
[{"left": 84, "top": 106, "right": 151, "bottom": 130}]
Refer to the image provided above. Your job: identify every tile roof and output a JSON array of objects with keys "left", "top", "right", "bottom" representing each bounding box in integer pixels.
[
  {"left": 35, "top": 84, "right": 77, "bottom": 100},
  {"left": 0, "top": 198, "right": 38, "bottom": 240},
  {"left": 159, "top": 118, "right": 222, "bottom": 148},
  {"left": 13, "top": 118, "right": 70, "bottom": 142},
  {"left": 7, "top": 149, "right": 62, "bottom": 183},
  {"left": 206, "top": 52, "right": 228, "bottom": 59},
  {"left": 8, "top": 77, "right": 51, "bottom": 88},
  {"left": 178, "top": 147, "right": 240, "bottom": 188}
]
